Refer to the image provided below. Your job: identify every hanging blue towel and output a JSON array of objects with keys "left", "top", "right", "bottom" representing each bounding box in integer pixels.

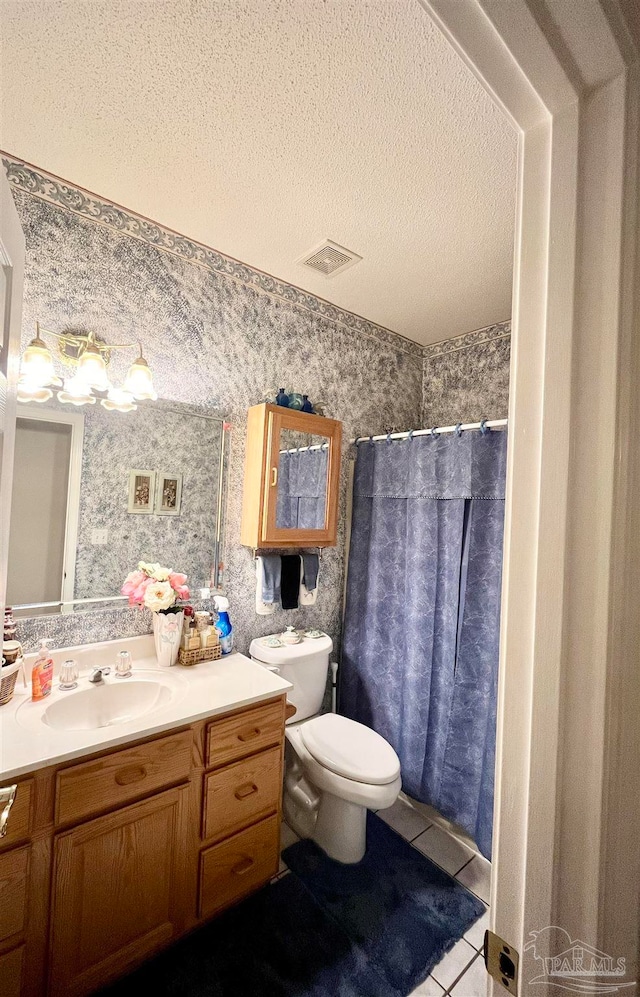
[
  {"left": 302, "top": 553, "right": 319, "bottom": 592},
  {"left": 261, "top": 555, "right": 281, "bottom": 604}
]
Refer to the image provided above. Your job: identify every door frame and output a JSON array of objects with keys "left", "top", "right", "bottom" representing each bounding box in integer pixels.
[
  {"left": 418, "top": 0, "right": 640, "bottom": 991},
  {"left": 12, "top": 407, "right": 85, "bottom": 613},
  {"left": 0, "top": 168, "right": 25, "bottom": 617}
]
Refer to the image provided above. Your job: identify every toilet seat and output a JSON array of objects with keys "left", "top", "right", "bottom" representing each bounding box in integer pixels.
[{"left": 300, "top": 713, "right": 400, "bottom": 786}]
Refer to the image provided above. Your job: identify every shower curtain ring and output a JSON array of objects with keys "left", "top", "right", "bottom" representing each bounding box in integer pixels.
[
  {"left": 368, "top": 435, "right": 375, "bottom": 446},
  {"left": 480, "top": 419, "right": 489, "bottom": 435},
  {"left": 386, "top": 432, "right": 393, "bottom": 443},
  {"left": 455, "top": 423, "right": 463, "bottom": 437},
  {"left": 430, "top": 426, "right": 438, "bottom": 439},
  {"left": 408, "top": 430, "right": 415, "bottom": 441}
]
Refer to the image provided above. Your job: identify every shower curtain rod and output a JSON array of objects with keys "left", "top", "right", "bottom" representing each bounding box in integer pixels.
[{"left": 349, "top": 418, "right": 507, "bottom": 445}]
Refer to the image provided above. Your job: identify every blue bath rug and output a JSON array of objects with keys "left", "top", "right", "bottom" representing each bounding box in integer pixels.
[
  {"left": 99, "top": 815, "right": 484, "bottom": 997},
  {"left": 98, "top": 872, "right": 391, "bottom": 997},
  {"left": 282, "top": 812, "right": 486, "bottom": 996}
]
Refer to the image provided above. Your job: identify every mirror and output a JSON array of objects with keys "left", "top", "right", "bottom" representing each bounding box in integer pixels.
[
  {"left": 7, "top": 398, "right": 228, "bottom": 616},
  {"left": 276, "top": 429, "right": 330, "bottom": 530},
  {"left": 241, "top": 404, "right": 342, "bottom": 549}
]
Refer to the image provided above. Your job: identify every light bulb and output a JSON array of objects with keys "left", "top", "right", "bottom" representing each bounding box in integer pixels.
[
  {"left": 57, "top": 374, "right": 96, "bottom": 406},
  {"left": 123, "top": 354, "right": 157, "bottom": 401},
  {"left": 77, "top": 345, "right": 110, "bottom": 392},
  {"left": 19, "top": 335, "right": 56, "bottom": 388},
  {"left": 101, "top": 387, "right": 137, "bottom": 412}
]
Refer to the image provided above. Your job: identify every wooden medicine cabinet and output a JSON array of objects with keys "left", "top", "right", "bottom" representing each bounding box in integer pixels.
[{"left": 241, "top": 404, "right": 342, "bottom": 548}]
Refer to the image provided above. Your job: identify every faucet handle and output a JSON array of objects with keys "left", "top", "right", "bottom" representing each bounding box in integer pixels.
[
  {"left": 115, "top": 651, "right": 133, "bottom": 678},
  {"left": 59, "top": 659, "right": 79, "bottom": 691}
]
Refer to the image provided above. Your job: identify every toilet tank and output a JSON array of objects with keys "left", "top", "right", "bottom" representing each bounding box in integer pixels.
[{"left": 249, "top": 633, "right": 333, "bottom": 723}]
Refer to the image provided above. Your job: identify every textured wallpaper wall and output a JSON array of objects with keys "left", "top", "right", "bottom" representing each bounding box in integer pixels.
[
  {"left": 422, "top": 321, "right": 511, "bottom": 426},
  {"left": 5, "top": 158, "right": 424, "bottom": 654}
]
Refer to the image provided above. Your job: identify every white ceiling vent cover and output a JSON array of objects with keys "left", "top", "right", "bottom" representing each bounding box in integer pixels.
[{"left": 298, "top": 240, "right": 363, "bottom": 278}]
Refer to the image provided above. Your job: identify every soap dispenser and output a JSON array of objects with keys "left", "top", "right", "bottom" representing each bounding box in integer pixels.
[{"left": 32, "top": 640, "right": 54, "bottom": 701}]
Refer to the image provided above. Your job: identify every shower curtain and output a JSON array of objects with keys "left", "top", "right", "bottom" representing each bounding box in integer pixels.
[
  {"left": 341, "top": 429, "right": 507, "bottom": 859},
  {"left": 276, "top": 447, "right": 328, "bottom": 529}
]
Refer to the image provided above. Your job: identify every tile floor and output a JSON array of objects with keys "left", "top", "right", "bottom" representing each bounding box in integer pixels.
[{"left": 276, "top": 794, "right": 491, "bottom": 996}]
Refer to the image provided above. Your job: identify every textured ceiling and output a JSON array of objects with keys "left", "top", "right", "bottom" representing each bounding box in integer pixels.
[{"left": 0, "top": 0, "right": 517, "bottom": 346}]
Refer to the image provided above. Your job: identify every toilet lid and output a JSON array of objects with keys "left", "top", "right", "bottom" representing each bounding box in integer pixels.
[{"left": 300, "top": 714, "right": 401, "bottom": 786}]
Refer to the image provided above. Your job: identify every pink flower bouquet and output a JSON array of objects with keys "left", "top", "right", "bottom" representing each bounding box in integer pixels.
[{"left": 122, "top": 561, "right": 190, "bottom": 614}]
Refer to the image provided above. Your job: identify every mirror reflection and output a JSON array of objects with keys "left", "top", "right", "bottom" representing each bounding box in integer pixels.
[
  {"left": 276, "top": 428, "right": 329, "bottom": 530},
  {"left": 7, "top": 399, "right": 227, "bottom": 616}
]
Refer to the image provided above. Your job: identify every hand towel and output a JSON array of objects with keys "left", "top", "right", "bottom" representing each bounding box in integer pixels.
[
  {"left": 281, "top": 555, "right": 302, "bottom": 611},
  {"left": 261, "top": 555, "right": 281, "bottom": 604},
  {"left": 302, "top": 553, "right": 319, "bottom": 592},
  {"left": 255, "top": 559, "right": 276, "bottom": 615}
]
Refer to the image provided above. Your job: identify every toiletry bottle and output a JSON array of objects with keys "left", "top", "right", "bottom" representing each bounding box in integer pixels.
[
  {"left": 214, "top": 596, "right": 234, "bottom": 654},
  {"left": 32, "top": 640, "right": 54, "bottom": 701}
]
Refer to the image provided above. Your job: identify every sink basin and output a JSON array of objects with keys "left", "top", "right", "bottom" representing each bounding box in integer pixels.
[
  {"left": 42, "top": 680, "right": 174, "bottom": 731},
  {"left": 15, "top": 670, "right": 188, "bottom": 734}
]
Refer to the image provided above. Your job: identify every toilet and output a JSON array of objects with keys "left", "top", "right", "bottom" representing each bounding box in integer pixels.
[{"left": 249, "top": 632, "right": 401, "bottom": 864}]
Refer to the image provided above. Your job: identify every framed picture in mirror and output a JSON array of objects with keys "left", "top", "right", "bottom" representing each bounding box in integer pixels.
[
  {"left": 155, "top": 472, "right": 183, "bottom": 516},
  {"left": 128, "top": 469, "right": 156, "bottom": 514}
]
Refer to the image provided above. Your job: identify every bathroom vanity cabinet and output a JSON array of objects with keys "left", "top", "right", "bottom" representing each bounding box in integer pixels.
[
  {"left": 0, "top": 695, "right": 286, "bottom": 997},
  {"left": 241, "top": 403, "right": 342, "bottom": 548}
]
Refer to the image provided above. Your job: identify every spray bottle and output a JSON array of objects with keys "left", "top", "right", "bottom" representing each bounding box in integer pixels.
[{"left": 213, "top": 596, "right": 233, "bottom": 654}]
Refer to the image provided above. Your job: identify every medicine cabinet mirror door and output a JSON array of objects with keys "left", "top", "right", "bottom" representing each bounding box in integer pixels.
[{"left": 264, "top": 407, "right": 341, "bottom": 546}]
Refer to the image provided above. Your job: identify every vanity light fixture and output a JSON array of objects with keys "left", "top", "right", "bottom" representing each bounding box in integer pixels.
[
  {"left": 123, "top": 351, "right": 157, "bottom": 401},
  {"left": 17, "top": 324, "right": 157, "bottom": 410}
]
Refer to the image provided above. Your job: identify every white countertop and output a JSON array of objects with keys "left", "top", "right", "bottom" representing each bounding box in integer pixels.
[{"left": 0, "top": 635, "right": 291, "bottom": 782}]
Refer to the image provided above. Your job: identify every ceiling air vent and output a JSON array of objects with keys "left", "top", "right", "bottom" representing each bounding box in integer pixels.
[{"left": 297, "top": 239, "right": 362, "bottom": 278}]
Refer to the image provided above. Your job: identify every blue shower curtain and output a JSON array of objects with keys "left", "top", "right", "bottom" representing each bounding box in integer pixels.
[
  {"left": 276, "top": 447, "right": 328, "bottom": 529},
  {"left": 341, "top": 430, "right": 507, "bottom": 859}
]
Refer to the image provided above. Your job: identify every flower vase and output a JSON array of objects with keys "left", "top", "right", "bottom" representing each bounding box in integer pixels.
[{"left": 153, "top": 611, "right": 184, "bottom": 667}]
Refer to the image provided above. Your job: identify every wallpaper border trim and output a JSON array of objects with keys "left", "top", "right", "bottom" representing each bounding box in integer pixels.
[
  {"left": 2, "top": 153, "right": 425, "bottom": 362},
  {"left": 423, "top": 320, "right": 511, "bottom": 360}
]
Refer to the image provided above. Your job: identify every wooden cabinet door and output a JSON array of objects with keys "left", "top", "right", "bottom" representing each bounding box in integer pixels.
[
  {"left": 240, "top": 403, "right": 342, "bottom": 548},
  {"left": 49, "top": 785, "right": 190, "bottom": 997}
]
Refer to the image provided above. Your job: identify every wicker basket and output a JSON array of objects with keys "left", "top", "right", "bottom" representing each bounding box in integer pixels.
[
  {"left": 178, "top": 644, "right": 222, "bottom": 667},
  {"left": 0, "top": 658, "right": 23, "bottom": 706}
]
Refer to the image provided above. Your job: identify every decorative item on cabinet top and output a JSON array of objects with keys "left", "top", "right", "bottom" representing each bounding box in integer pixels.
[
  {"left": 17, "top": 322, "right": 157, "bottom": 411},
  {"left": 262, "top": 388, "right": 325, "bottom": 415},
  {"left": 241, "top": 403, "right": 342, "bottom": 549}
]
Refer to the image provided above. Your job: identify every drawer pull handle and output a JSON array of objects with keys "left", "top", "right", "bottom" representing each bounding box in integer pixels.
[
  {"left": 234, "top": 782, "right": 258, "bottom": 800},
  {"left": 0, "top": 784, "right": 17, "bottom": 839},
  {"left": 231, "top": 856, "right": 254, "bottom": 876},
  {"left": 115, "top": 765, "right": 147, "bottom": 787},
  {"left": 238, "top": 727, "right": 261, "bottom": 742}
]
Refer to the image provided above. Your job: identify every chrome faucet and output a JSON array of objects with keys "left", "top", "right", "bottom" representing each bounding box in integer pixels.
[{"left": 89, "top": 666, "right": 111, "bottom": 684}]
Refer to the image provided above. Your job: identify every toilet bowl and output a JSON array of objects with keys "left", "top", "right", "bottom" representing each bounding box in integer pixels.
[
  {"left": 284, "top": 712, "right": 401, "bottom": 863},
  {"left": 249, "top": 633, "right": 401, "bottom": 864}
]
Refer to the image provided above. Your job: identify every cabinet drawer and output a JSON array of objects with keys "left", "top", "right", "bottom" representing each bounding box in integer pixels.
[
  {"left": 0, "top": 845, "right": 29, "bottom": 944},
  {"left": 206, "top": 699, "right": 284, "bottom": 769},
  {"left": 203, "top": 746, "right": 281, "bottom": 843},
  {"left": 0, "top": 944, "right": 25, "bottom": 997},
  {"left": 199, "top": 814, "right": 279, "bottom": 919},
  {"left": 0, "top": 780, "right": 33, "bottom": 851},
  {"left": 55, "top": 729, "right": 192, "bottom": 826}
]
